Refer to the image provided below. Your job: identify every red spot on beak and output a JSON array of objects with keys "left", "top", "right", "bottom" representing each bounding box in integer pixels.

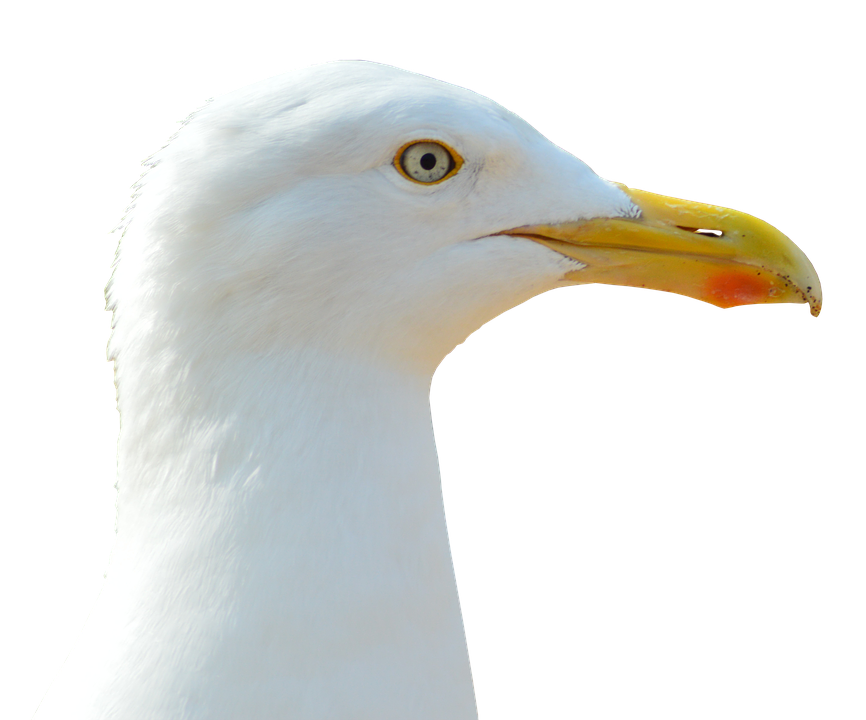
[{"left": 706, "top": 271, "right": 774, "bottom": 308}]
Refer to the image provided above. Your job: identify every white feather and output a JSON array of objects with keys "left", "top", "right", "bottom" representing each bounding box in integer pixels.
[{"left": 37, "top": 61, "right": 637, "bottom": 720}]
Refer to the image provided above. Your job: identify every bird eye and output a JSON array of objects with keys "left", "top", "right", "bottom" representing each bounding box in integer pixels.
[{"left": 396, "top": 141, "right": 462, "bottom": 184}]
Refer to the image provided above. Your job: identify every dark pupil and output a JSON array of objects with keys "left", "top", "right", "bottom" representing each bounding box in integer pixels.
[{"left": 420, "top": 153, "right": 438, "bottom": 170}]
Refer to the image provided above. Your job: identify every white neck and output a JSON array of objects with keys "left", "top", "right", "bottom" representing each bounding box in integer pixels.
[{"left": 39, "top": 348, "right": 477, "bottom": 720}]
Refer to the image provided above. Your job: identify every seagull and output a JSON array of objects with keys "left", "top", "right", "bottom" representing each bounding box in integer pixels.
[{"left": 36, "top": 61, "right": 821, "bottom": 720}]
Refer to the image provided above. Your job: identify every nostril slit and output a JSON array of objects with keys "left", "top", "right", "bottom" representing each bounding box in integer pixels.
[{"left": 678, "top": 226, "right": 724, "bottom": 238}]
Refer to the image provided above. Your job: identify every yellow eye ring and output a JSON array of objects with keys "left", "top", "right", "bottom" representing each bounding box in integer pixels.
[{"left": 394, "top": 139, "right": 464, "bottom": 185}]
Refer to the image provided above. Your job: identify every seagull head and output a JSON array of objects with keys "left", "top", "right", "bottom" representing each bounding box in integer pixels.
[{"left": 109, "top": 62, "right": 820, "bottom": 377}]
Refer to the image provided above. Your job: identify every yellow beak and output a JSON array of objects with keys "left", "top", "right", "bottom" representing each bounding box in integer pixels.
[{"left": 500, "top": 185, "right": 822, "bottom": 316}]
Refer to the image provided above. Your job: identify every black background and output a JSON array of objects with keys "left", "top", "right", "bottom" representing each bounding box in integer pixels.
[{"left": 11, "top": 36, "right": 832, "bottom": 716}]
